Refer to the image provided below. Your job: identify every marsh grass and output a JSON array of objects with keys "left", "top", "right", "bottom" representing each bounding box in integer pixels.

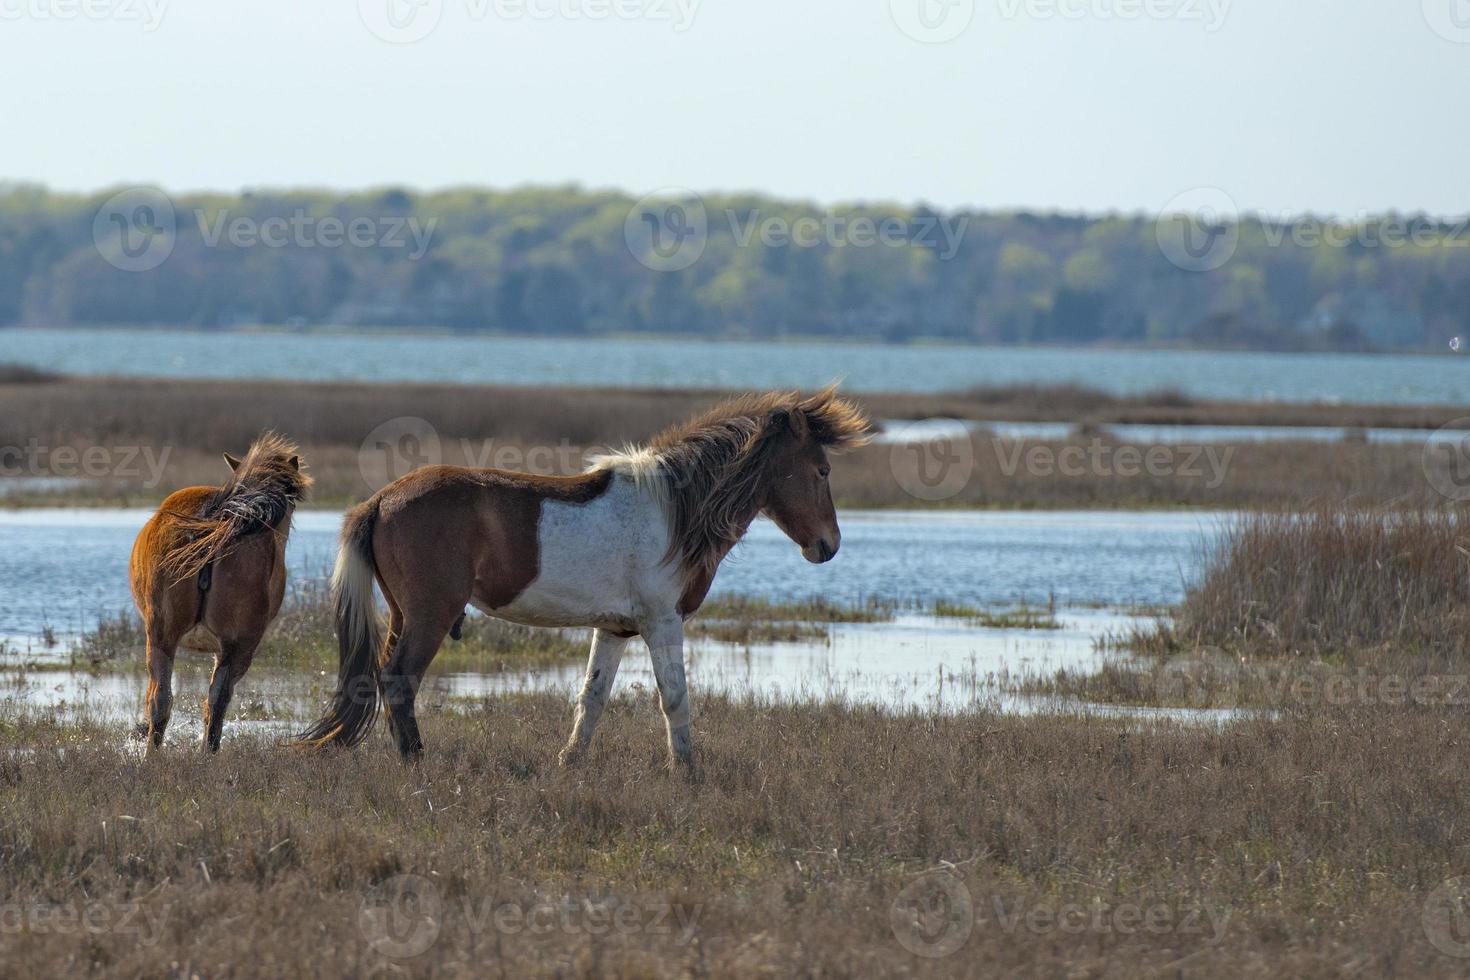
[
  {"left": 931, "top": 598, "right": 1061, "bottom": 630},
  {"left": 1, "top": 693, "right": 1469, "bottom": 977},
  {"left": 1135, "top": 508, "right": 1470, "bottom": 659},
  {"left": 686, "top": 596, "right": 894, "bottom": 644},
  {"left": 1, "top": 377, "right": 1461, "bottom": 509}
]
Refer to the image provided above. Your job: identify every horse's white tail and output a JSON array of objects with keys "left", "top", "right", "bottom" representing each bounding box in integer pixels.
[{"left": 294, "top": 499, "right": 382, "bottom": 748}]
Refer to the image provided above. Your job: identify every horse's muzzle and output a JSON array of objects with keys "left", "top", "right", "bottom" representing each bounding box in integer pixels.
[{"left": 803, "top": 535, "right": 840, "bottom": 564}]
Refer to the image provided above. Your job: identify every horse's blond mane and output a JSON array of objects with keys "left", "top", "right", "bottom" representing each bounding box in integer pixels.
[
  {"left": 593, "top": 385, "right": 870, "bottom": 580},
  {"left": 161, "top": 432, "right": 312, "bottom": 582}
]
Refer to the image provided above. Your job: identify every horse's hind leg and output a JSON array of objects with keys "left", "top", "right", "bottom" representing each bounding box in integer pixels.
[
  {"left": 140, "top": 629, "right": 176, "bottom": 751},
  {"left": 203, "top": 636, "right": 259, "bottom": 752},
  {"left": 381, "top": 607, "right": 457, "bottom": 761},
  {"left": 559, "top": 629, "right": 630, "bottom": 767}
]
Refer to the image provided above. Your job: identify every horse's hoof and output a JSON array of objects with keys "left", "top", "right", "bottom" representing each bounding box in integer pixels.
[{"left": 558, "top": 746, "right": 583, "bottom": 768}]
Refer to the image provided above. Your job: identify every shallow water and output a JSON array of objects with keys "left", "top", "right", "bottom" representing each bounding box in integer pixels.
[
  {"left": 876, "top": 418, "right": 1462, "bottom": 447},
  {"left": 0, "top": 508, "right": 1221, "bottom": 641},
  {"left": 1, "top": 612, "right": 1248, "bottom": 734},
  {"left": 8, "top": 327, "right": 1470, "bottom": 404}
]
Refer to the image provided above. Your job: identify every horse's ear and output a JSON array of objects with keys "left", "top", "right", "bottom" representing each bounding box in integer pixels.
[
  {"left": 783, "top": 407, "right": 809, "bottom": 439},
  {"left": 223, "top": 452, "right": 242, "bottom": 472},
  {"left": 288, "top": 455, "right": 300, "bottom": 471}
]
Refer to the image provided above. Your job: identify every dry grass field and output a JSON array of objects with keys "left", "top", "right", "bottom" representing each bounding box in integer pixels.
[
  {"left": 3, "top": 693, "right": 1470, "bottom": 978},
  {"left": 0, "top": 369, "right": 1462, "bottom": 509}
]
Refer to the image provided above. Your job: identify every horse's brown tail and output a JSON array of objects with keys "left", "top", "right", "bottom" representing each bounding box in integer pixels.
[{"left": 295, "top": 499, "right": 382, "bottom": 749}]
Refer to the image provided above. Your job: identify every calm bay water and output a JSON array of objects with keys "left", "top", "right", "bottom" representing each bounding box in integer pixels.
[
  {"left": 0, "top": 508, "right": 1219, "bottom": 642},
  {"left": 5, "top": 327, "right": 1470, "bottom": 403}
]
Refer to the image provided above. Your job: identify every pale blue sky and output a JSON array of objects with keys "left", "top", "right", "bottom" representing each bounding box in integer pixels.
[{"left": 2, "top": 0, "right": 1465, "bottom": 215}]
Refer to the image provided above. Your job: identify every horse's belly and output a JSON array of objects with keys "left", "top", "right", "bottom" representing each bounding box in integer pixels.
[{"left": 478, "top": 582, "right": 637, "bottom": 633}]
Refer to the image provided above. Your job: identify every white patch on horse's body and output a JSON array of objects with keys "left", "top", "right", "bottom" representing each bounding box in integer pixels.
[{"left": 480, "top": 468, "right": 682, "bottom": 634}]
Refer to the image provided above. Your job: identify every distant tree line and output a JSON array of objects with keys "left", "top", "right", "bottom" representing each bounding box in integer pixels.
[{"left": 2, "top": 182, "right": 1467, "bottom": 351}]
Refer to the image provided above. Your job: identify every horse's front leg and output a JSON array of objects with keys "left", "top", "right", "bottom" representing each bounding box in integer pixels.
[
  {"left": 560, "top": 629, "right": 630, "bottom": 767},
  {"left": 644, "top": 617, "right": 692, "bottom": 772}
]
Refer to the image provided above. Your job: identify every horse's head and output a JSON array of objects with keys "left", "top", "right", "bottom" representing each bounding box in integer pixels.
[{"left": 759, "top": 388, "right": 871, "bottom": 564}]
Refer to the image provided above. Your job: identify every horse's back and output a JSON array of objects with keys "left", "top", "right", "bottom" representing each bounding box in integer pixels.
[{"left": 370, "top": 464, "right": 667, "bottom": 625}]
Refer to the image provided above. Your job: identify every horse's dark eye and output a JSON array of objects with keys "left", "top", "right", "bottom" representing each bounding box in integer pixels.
[{"left": 818, "top": 466, "right": 831, "bottom": 479}]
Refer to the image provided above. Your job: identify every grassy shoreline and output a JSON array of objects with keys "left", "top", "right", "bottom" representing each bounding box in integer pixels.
[{"left": 3, "top": 372, "right": 1465, "bottom": 510}]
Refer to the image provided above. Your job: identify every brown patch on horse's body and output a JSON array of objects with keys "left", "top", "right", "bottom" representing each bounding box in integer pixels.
[
  {"left": 129, "top": 435, "right": 308, "bottom": 751},
  {"left": 370, "top": 464, "right": 613, "bottom": 615}
]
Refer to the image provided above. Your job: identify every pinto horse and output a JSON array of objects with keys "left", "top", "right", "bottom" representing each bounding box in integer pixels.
[
  {"left": 129, "top": 434, "right": 309, "bottom": 751},
  {"left": 297, "top": 386, "right": 870, "bottom": 766}
]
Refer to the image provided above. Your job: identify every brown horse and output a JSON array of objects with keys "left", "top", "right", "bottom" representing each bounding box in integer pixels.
[
  {"left": 129, "top": 433, "right": 310, "bottom": 751},
  {"left": 297, "top": 386, "right": 870, "bottom": 766}
]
